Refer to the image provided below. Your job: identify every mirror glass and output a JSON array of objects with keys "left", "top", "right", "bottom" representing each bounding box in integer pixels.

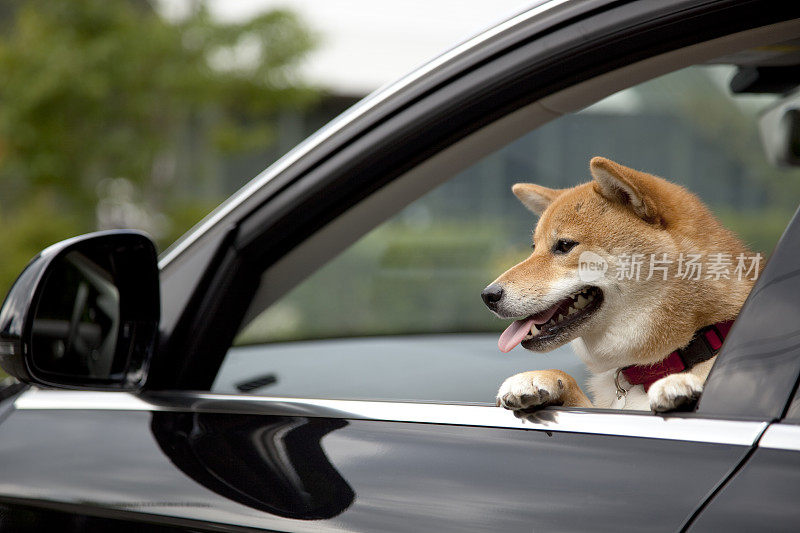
[{"left": 30, "top": 250, "right": 122, "bottom": 380}]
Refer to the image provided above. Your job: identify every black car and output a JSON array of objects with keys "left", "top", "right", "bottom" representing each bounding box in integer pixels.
[{"left": 1, "top": 1, "right": 800, "bottom": 531}]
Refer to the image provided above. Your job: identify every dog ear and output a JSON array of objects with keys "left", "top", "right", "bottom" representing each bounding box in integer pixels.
[
  {"left": 590, "top": 157, "right": 660, "bottom": 224},
  {"left": 512, "top": 183, "right": 563, "bottom": 215}
]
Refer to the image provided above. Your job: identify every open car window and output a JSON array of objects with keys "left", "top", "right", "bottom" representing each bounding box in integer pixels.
[{"left": 213, "top": 63, "right": 800, "bottom": 404}]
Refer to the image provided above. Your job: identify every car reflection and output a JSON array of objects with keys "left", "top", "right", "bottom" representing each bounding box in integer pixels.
[{"left": 151, "top": 413, "right": 354, "bottom": 520}]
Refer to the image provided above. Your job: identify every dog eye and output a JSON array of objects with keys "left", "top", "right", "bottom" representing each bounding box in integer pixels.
[
  {"left": 553, "top": 239, "right": 578, "bottom": 254},
  {"left": 530, "top": 243, "right": 536, "bottom": 251}
]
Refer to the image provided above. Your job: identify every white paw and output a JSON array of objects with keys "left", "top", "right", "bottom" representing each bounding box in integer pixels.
[
  {"left": 496, "top": 371, "right": 563, "bottom": 410},
  {"left": 648, "top": 373, "right": 704, "bottom": 413}
]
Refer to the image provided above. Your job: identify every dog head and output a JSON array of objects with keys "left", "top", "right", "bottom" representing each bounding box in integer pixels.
[{"left": 482, "top": 157, "right": 751, "bottom": 369}]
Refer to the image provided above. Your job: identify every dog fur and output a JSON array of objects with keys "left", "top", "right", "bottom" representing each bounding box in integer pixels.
[{"left": 485, "top": 157, "right": 758, "bottom": 412}]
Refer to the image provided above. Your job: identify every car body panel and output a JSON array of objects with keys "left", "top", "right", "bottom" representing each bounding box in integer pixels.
[
  {"left": 688, "top": 424, "right": 800, "bottom": 531},
  {"left": 0, "top": 392, "right": 764, "bottom": 532}
]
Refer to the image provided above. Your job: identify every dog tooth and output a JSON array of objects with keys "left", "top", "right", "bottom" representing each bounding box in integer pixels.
[{"left": 576, "top": 296, "right": 588, "bottom": 309}]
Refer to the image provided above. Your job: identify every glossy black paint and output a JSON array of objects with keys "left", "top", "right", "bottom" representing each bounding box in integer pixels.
[
  {"left": 699, "top": 205, "right": 800, "bottom": 420},
  {"left": 150, "top": 413, "right": 355, "bottom": 520},
  {"left": 0, "top": 502, "right": 188, "bottom": 533},
  {"left": 0, "top": 406, "right": 751, "bottom": 532},
  {"left": 688, "top": 443, "right": 800, "bottom": 531}
]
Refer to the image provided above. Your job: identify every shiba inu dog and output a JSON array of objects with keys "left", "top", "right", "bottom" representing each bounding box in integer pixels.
[{"left": 481, "top": 157, "right": 760, "bottom": 412}]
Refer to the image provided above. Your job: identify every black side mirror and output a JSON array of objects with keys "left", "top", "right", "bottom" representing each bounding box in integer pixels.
[{"left": 0, "top": 231, "right": 159, "bottom": 390}]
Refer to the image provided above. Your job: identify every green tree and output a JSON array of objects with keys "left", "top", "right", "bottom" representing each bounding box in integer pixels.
[{"left": 0, "top": 0, "right": 317, "bottom": 295}]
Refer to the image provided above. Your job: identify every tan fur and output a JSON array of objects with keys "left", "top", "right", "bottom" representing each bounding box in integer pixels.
[
  {"left": 496, "top": 369, "right": 592, "bottom": 409},
  {"left": 493, "top": 157, "right": 759, "bottom": 412}
]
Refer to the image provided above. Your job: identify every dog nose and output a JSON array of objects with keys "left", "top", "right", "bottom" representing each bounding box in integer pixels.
[{"left": 481, "top": 284, "right": 504, "bottom": 309}]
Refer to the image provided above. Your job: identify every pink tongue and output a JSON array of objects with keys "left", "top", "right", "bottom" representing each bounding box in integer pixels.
[
  {"left": 498, "top": 318, "right": 535, "bottom": 353},
  {"left": 497, "top": 304, "right": 562, "bottom": 353}
]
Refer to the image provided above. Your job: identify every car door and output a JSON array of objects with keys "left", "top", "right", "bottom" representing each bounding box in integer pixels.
[
  {"left": 0, "top": 389, "right": 766, "bottom": 532},
  {"left": 1, "top": 2, "right": 800, "bottom": 532},
  {"left": 688, "top": 410, "right": 800, "bottom": 532},
  {"left": 680, "top": 207, "right": 800, "bottom": 532},
  {"left": 1, "top": 209, "right": 796, "bottom": 531}
]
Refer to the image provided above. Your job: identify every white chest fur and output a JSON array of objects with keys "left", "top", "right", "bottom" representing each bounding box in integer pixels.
[{"left": 588, "top": 370, "right": 650, "bottom": 410}]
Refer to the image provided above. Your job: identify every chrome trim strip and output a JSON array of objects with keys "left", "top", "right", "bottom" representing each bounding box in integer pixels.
[
  {"left": 157, "top": 0, "right": 570, "bottom": 268},
  {"left": 15, "top": 390, "right": 158, "bottom": 412},
  {"left": 758, "top": 424, "right": 800, "bottom": 451},
  {"left": 15, "top": 389, "right": 765, "bottom": 446}
]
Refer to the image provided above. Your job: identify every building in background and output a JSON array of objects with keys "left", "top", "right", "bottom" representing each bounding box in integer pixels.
[
  {"left": 202, "top": 0, "right": 783, "bottom": 247},
  {"left": 194, "top": 0, "right": 536, "bottom": 194}
]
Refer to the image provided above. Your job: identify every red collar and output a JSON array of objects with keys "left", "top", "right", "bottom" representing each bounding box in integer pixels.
[{"left": 620, "top": 320, "right": 734, "bottom": 392}]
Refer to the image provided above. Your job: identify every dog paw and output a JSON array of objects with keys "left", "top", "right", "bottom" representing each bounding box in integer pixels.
[
  {"left": 648, "top": 373, "right": 704, "bottom": 413},
  {"left": 496, "top": 371, "right": 565, "bottom": 411}
]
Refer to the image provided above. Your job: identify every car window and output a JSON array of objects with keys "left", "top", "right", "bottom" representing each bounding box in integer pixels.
[{"left": 213, "top": 64, "right": 800, "bottom": 403}]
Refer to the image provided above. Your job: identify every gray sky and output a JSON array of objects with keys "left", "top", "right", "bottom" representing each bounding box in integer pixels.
[{"left": 159, "top": 0, "right": 538, "bottom": 95}]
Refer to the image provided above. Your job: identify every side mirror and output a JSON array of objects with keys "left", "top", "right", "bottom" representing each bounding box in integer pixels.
[
  {"left": 759, "top": 89, "right": 800, "bottom": 167},
  {"left": 0, "top": 231, "right": 159, "bottom": 390}
]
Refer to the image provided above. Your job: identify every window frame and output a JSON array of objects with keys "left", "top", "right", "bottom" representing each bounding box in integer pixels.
[{"left": 148, "top": 0, "right": 800, "bottom": 419}]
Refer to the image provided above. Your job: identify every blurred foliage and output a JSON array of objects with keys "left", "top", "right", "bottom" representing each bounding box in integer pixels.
[
  {"left": 238, "top": 205, "right": 796, "bottom": 347},
  {"left": 237, "top": 66, "right": 800, "bottom": 346},
  {"left": 0, "top": 11, "right": 796, "bottom": 356},
  {"left": 673, "top": 70, "right": 800, "bottom": 212},
  {"left": 235, "top": 220, "right": 513, "bottom": 345},
  {"left": 0, "top": 192, "right": 81, "bottom": 290},
  {"left": 0, "top": 0, "right": 318, "bottom": 296},
  {"left": 715, "top": 207, "right": 796, "bottom": 255}
]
